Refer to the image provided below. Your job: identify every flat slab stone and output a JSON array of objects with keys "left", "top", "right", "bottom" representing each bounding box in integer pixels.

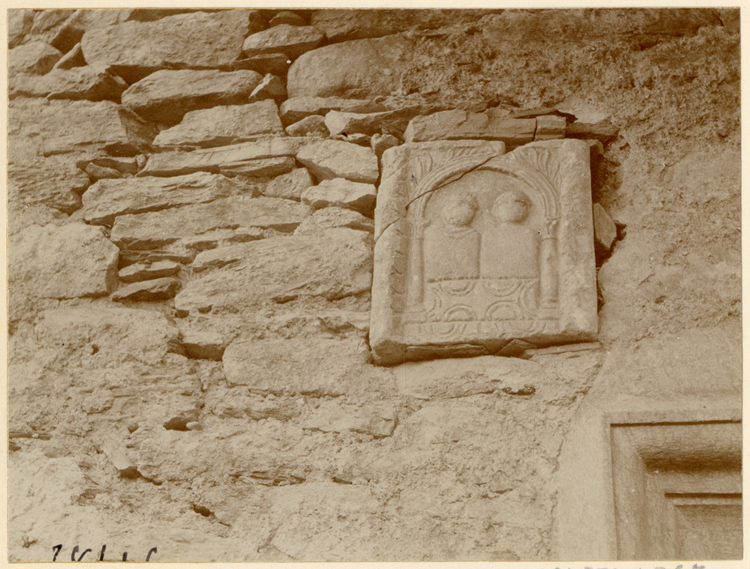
[
  {"left": 8, "top": 156, "right": 89, "bottom": 214},
  {"left": 242, "top": 24, "right": 324, "bottom": 59},
  {"left": 81, "top": 10, "right": 265, "bottom": 83},
  {"left": 121, "top": 69, "right": 263, "bottom": 125},
  {"left": 139, "top": 137, "right": 300, "bottom": 177},
  {"left": 325, "top": 107, "right": 438, "bottom": 138},
  {"left": 174, "top": 228, "right": 372, "bottom": 315},
  {"left": 294, "top": 207, "right": 374, "bottom": 235},
  {"left": 370, "top": 139, "right": 597, "bottom": 365},
  {"left": 280, "top": 97, "right": 387, "bottom": 126},
  {"left": 112, "top": 277, "right": 180, "bottom": 302},
  {"left": 111, "top": 196, "right": 312, "bottom": 250},
  {"left": 9, "top": 66, "right": 128, "bottom": 101},
  {"left": 36, "top": 100, "right": 157, "bottom": 157},
  {"left": 285, "top": 115, "right": 329, "bottom": 137},
  {"left": 119, "top": 260, "right": 181, "bottom": 283},
  {"left": 82, "top": 172, "right": 249, "bottom": 225},
  {"left": 404, "top": 110, "right": 542, "bottom": 147},
  {"left": 296, "top": 139, "right": 379, "bottom": 184},
  {"left": 287, "top": 36, "right": 414, "bottom": 99},
  {"left": 9, "top": 223, "right": 119, "bottom": 299},
  {"left": 153, "top": 100, "right": 284, "bottom": 149},
  {"left": 301, "top": 178, "right": 377, "bottom": 217}
]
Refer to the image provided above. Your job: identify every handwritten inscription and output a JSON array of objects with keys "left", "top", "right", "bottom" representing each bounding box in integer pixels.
[{"left": 52, "top": 544, "right": 157, "bottom": 562}]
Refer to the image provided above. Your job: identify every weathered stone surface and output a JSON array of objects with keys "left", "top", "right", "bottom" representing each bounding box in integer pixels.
[
  {"left": 224, "top": 157, "right": 297, "bottom": 178},
  {"left": 9, "top": 66, "right": 128, "bottom": 101},
  {"left": 285, "top": 115, "right": 328, "bottom": 137},
  {"left": 333, "top": 133, "right": 371, "bottom": 147},
  {"left": 122, "top": 69, "right": 263, "bottom": 125},
  {"left": 593, "top": 203, "right": 617, "bottom": 251},
  {"left": 263, "top": 168, "right": 314, "bottom": 200},
  {"left": 85, "top": 156, "right": 139, "bottom": 175},
  {"left": 174, "top": 229, "right": 373, "bottom": 314},
  {"left": 119, "top": 260, "right": 181, "bottom": 283},
  {"left": 35, "top": 100, "right": 157, "bottom": 156},
  {"left": 242, "top": 24, "right": 324, "bottom": 60},
  {"left": 371, "top": 133, "right": 399, "bottom": 159},
  {"left": 8, "top": 10, "right": 35, "bottom": 48},
  {"left": 182, "top": 228, "right": 264, "bottom": 254},
  {"left": 325, "top": 107, "right": 437, "bottom": 138},
  {"left": 52, "top": 42, "right": 85, "bottom": 69},
  {"left": 223, "top": 336, "right": 371, "bottom": 395},
  {"left": 270, "top": 11, "right": 307, "bottom": 27},
  {"left": 154, "top": 100, "right": 284, "bottom": 148},
  {"left": 81, "top": 10, "right": 265, "bottom": 83},
  {"left": 371, "top": 139, "right": 597, "bottom": 364},
  {"left": 404, "top": 110, "right": 537, "bottom": 146},
  {"left": 82, "top": 172, "right": 249, "bottom": 225},
  {"left": 296, "top": 139, "right": 379, "bottom": 183},
  {"left": 294, "top": 207, "right": 374, "bottom": 235},
  {"left": 111, "top": 277, "right": 180, "bottom": 302},
  {"left": 179, "top": 331, "right": 227, "bottom": 361},
  {"left": 111, "top": 197, "right": 311, "bottom": 249},
  {"left": 232, "top": 53, "right": 290, "bottom": 77},
  {"left": 9, "top": 41, "right": 62, "bottom": 75},
  {"left": 301, "top": 178, "right": 377, "bottom": 217},
  {"left": 35, "top": 9, "right": 135, "bottom": 54},
  {"left": 280, "top": 97, "right": 387, "bottom": 126},
  {"left": 309, "top": 9, "right": 455, "bottom": 42},
  {"left": 304, "top": 401, "right": 397, "bottom": 438},
  {"left": 248, "top": 74, "right": 287, "bottom": 103},
  {"left": 8, "top": 156, "right": 89, "bottom": 214},
  {"left": 287, "top": 36, "right": 414, "bottom": 99},
  {"left": 140, "top": 138, "right": 299, "bottom": 177},
  {"left": 565, "top": 120, "right": 619, "bottom": 143},
  {"left": 9, "top": 223, "right": 119, "bottom": 299},
  {"left": 84, "top": 163, "right": 123, "bottom": 180}
]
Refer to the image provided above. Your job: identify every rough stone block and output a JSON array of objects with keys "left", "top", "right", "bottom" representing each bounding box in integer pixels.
[
  {"left": 297, "top": 139, "right": 379, "bottom": 184},
  {"left": 9, "top": 66, "right": 128, "bottom": 102},
  {"left": 270, "top": 11, "right": 307, "bottom": 27},
  {"left": 371, "top": 133, "right": 400, "bottom": 159},
  {"left": 280, "top": 96, "right": 387, "bottom": 126},
  {"left": 263, "top": 168, "right": 314, "bottom": 200},
  {"left": 325, "top": 107, "right": 437, "bottom": 138},
  {"left": 8, "top": 156, "right": 89, "bottom": 214},
  {"left": 81, "top": 10, "right": 265, "bottom": 83},
  {"left": 285, "top": 115, "right": 329, "bottom": 137},
  {"left": 294, "top": 207, "right": 374, "bottom": 235},
  {"left": 243, "top": 24, "right": 324, "bottom": 60},
  {"left": 287, "top": 36, "right": 414, "bottom": 99},
  {"left": 593, "top": 203, "right": 617, "bottom": 251},
  {"left": 82, "top": 172, "right": 249, "bottom": 225},
  {"left": 301, "top": 178, "right": 377, "bottom": 217},
  {"left": 9, "top": 41, "right": 62, "bottom": 75},
  {"left": 8, "top": 9, "right": 35, "bottom": 48},
  {"left": 9, "top": 223, "right": 119, "bottom": 299},
  {"left": 122, "top": 69, "right": 263, "bottom": 125},
  {"left": 52, "top": 42, "right": 86, "bottom": 70},
  {"left": 232, "top": 53, "right": 290, "bottom": 77},
  {"left": 248, "top": 74, "right": 287, "bottom": 103},
  {"left": 153, "top": 100, "right": 284, "bottom": 149},
  {"left": 534, "top": 115, "right": 567, "bottom": 141},
  {"left": 119, "top": 260, "right": 181, "bottom": 283},
  {"left": 370, "top": 139, "right": 597, "bottom": 365}
]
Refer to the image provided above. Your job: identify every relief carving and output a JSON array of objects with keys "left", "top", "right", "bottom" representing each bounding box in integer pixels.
[{"left": 371, "top": 139, "right": 596, "bottom": 364}]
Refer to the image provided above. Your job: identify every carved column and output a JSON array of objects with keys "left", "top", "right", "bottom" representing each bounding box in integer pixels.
[{"left": 539, "top": 218, "right": 559, "bottom": 309}]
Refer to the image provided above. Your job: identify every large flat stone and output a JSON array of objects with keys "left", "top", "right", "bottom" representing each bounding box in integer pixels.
[
  {"left": 242, "top": 24, "right": 324, "bottom": 59},
  {"left": 325, "top": 107, "right": 439, "bottom": 138},
  {"left": 9, "top": 223, "right": 119, "bottom": 299},
  {"left": 174, "top": 228, "right": 373, "bottom": 314},
  {"left": 404, "top": 110, "right": 539, "bottom": 147},
  {"left": 287, "top": 36, "right": 414, "bottom": 99},
  {"left": 81, "top": 10, "right": 265, "bottom": 83},
  {"left": 9, "top": 66, "right": 128, "bottom": 101},
  {"left": 154, "top": 100, "right": 284, "bottom": 149},
  {"left": 82, "top": 172, "right": 250, "bottom": 226},
  {"left": 296, "top": 139, "right": 379, "bottom": 184},
  {"left": 280, "top": 96, "right": 387, "bottom": 126},
  {"left": 139, "top": 138, "right": 300, "bottom": 177},
  {"left": 370, "top": 139, "right": 597, "bottom": 365},
  {"left": 111, "top": 277, "right": 180, "bottom": 302},
  {"left": 121, "top": 69, "right": 263, "bottom": 125},
  {"left": 35, "top": 100, "right": 157, "bottom": 157},
  {"left": 110, "top": 196, "right": 312, "bottom": 250}
]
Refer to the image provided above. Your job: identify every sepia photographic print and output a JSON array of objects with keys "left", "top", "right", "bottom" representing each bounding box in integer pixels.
[{"left": 5, "top": 4, "right": 742, "bottom": 564}]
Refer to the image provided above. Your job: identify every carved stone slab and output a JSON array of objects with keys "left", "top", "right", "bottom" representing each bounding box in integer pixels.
[{"left": 370, "top": 139, "right": 596, "bottom": 365}]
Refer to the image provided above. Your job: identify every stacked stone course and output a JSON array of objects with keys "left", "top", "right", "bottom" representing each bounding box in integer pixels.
[{"left": 8, "top": 8, "right": 740, "bottom": 562}]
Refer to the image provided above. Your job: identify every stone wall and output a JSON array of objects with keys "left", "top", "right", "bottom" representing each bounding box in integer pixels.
[{"left": 7, "top": 8, "right": 740, "bottom": 562}]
